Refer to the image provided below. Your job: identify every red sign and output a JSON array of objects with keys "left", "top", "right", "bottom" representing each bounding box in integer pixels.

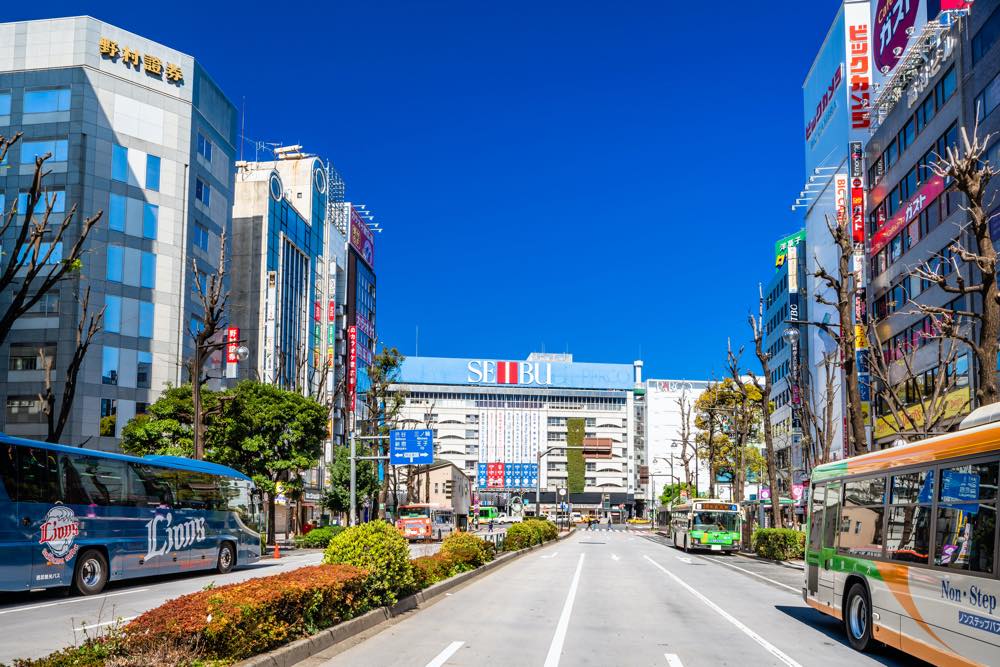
[
  {"left": 848, "top": 23, "right": 870, "bottom": 130},
  {"left": 486, "top": 462, "right": 505, "bottom": 489},
  {"left": 805, "top": 67, "right": 842, "bottom": 141},
  {"left": 869, "top": 176, "right": 945, "bottom": 256},
  {"left": 314, "top": 301, "right": 321, "bottom": 322},
  {"left": 328, "top": 300, "right": 336, "bottom": 321},
  {"left": 851, "top": 176, "right": 865, "bottom": 243},
  {"left": 348, "top": 326, "right": 357, "bottom": 411},
  {"left": 225, "top": 326, "right": 240, "bottom": 363}
]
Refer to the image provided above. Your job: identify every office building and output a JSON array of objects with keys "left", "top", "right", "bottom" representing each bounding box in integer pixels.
[
  {"left": 642, "top": 378, "right": 710, "bottom": 513},
  {"left": 0, "top": 17, "right": 236, "bottom": 448},
  {"left": 390, "top": 353, "right": 643, "bottom": 517}
]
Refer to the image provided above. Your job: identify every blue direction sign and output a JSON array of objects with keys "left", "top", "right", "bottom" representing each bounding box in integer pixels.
[{"left": 389, "top": 429, "right": 434, "bottom": 465}]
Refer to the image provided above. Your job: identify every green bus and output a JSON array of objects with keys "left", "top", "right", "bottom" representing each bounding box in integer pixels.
[
  {"left": 477, "top": 507, "right": 499, "bottom": 522},
  {"left": 668, "top": 500, "right": 742, "bottom": 552}
]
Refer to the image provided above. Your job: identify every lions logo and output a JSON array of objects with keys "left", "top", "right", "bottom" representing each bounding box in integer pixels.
[{"left": 39, "top": 505, "right": 80, "bottom": 564}]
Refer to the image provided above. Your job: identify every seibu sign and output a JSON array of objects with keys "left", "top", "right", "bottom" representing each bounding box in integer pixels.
[
  {"left": 870, "top": 175, "right": 946, "bottom": 256},
  {"left": 467, "top": 360, "right": 552, "bottom": 386}
]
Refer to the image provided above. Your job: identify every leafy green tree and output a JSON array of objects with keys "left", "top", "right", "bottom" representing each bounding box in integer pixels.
[
  {"left": 120, "top": 384, "right": 222, "bottom": 458},
  {"left": 323, "top": 444, "right": 378, "bottom": 519},
  {"left": 694, "top": 378, "right": 764, "bottom": 501},
  {"left": 659, "top": 482, "right": 696, "bottom": 506},
  {"left": 357, "top": 346, "right": 407, "bottom": 520}
]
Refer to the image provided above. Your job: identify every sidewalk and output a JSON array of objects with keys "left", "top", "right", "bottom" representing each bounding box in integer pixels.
[{"left": 736, "top": 551, "right": 805, "bottom": 571}]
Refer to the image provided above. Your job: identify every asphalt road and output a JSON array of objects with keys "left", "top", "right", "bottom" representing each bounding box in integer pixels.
[{"left": 311, "top": 528, "right": 928, "bottom": 667}]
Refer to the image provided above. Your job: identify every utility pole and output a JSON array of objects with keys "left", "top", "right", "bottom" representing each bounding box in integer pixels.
[{"left": 349, "top": 434, "right": 390, "bottom": 526}]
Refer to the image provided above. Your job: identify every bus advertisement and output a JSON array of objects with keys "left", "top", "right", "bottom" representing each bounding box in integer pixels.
[
  {"left": 0, "top": 434, "right": 264, "bottom": 595},
  {"left": 667, "top": 500, "right": 742, "bottom": 552},
  {"left": 804, "top": 404, "right": 1000, "bottom": 664}
]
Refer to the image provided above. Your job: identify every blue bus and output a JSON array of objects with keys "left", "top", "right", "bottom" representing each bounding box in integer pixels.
[{"left": 0, "top": 434, "right": 263, "bottom": 595}]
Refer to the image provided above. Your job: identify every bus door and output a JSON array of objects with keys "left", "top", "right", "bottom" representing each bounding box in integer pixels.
[
  {"left": 818, "top": 482, "right": 842, "bottom": 608},
  {"left": 0, "top": 443, "right": 29, "bottom": 590},
  {"left": 805, "top": 484, "right": 824, "bottom": 597},
  {"left": 22, "top": 446, "right": 78, "bottom": 588}
]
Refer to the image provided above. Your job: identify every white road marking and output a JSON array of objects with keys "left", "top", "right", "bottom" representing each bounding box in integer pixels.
[
  {"left": 0, "top": 588, "right": 151, "bottom": 616},
  {"left": 696, "top": 555, "right": 799, "bottom": 594},
  {"left": 541, "top": 552, "right": 559, "bottom": 559},
  {"left": 74, "top": 616, "right": 136, "bottom": 633},
  {"left": 665, "top": 654, "right": 684, "bottom": 667},
  {"left": 611, "top": 553, "right": 620, "bottom": 561},
  {"left": 543, "top": 553, "right": 585, "bottom": 667},
  {"left": 425, "top": 640, "right": 464, "bottom": 667},
  {"left": 644, "top": 555, "right": 802, "bottom": 667},
  {"left": 676, "top": 556, "right": 693, "bottom": 564}
]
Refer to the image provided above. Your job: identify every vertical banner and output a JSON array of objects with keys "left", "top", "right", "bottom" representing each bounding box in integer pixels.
[
  {"left": 849, "top": 140, "right": 872, "bottom": 445},
  {"left": 788, "top": 245, "right": 802, "bottom": 432},
  {"left": 845, "top": 17, "right": 871, "bottom": 132},
  {"left": 347, "top": 325, "right": 357, "bottom": 411},
  {"left": 225, "top": 326, "right": 240, "bottom": 363},
  {"left": 850, "top": 142, "right": 866, "bottom": 243}
]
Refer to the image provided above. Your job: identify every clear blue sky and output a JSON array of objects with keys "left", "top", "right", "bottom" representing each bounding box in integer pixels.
[{"left": 12, "top": 1, "right": 841, "bottom": 379}]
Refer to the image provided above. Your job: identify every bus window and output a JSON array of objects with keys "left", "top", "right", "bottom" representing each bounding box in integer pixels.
[
  {"left": 129, "top": 463, "right": 174, "bottom": 507},
  {"left": 176, "top": 471, "right": 223, "bottom": 510},
  {"left": 17, "top": 447, "right": 60, "bottom": 503},
  {"left": 68, "top": 455, "right": 128, "bottom": 506},
  {"left": 886, "top": 470, "right": 933, "bottom": 564},
  {"left": 808, "top": 485, "right": 826, "bottom": 552},
  {"left": 839, "top": 477, "right": 885, "bottom": 558},
  {"left": 934, "top": 459, "right": 998, "bottom": 573},
  {"left": 0, "top": 444, "right": 16, "bottom": 501},
  {"left": 822, "top": 483, "right": 840, "bottom": 551}
]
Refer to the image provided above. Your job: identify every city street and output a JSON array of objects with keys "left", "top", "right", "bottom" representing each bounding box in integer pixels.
[
  {"left": 0, "top": 550, "right": 324, "bottom": 664},
  {"left": 311, "top": 530, "right": 926, "bottom": 667}
]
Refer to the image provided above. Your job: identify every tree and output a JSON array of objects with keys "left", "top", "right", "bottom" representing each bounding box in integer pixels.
[
  {"left": 37, "top": 287, "right": 104, "bottom": 442},
  {"left": 740, "top": 285, "right": 781, "bottom": 529},
  {"left": 356, "top": 345, "right": 407, "bottom": 520},
  {"left": 189, "top": 232, "right": 228, "bottom": 460},
  {"left": 323, "top": 444, "right": 378, "bottom": 520},
  {"left": 675, "top": 392, "right": 696, "bottom": 488},
  {"left": 120, "top": 385, "right": 220, "bottom": 458},
  {"left": 694, "top": 382, "right": 731, "bottom": 499},
  {"left": 911, "top": 125, "right": 999, "bottom": 408},
  {"left": 801, "top": 353, "right": 838, "bottom": 469},
  {"left": 0, "top": 133, "right": 102, "bottom": 349},
  {"left": 659, "top": 482, "right": 696, "bottom": 506},
  {"left": 694, "top": 378, "right": 764, "bottom": 502},
  {"left": 812, "top": 213, "right": 868, "bottom": 455}
]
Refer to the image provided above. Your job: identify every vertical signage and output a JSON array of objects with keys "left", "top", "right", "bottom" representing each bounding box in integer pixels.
[
  {"left": 846, "top": 21, "right": 871, "bottom": 131},
  {"left": 850, "top": 141, "right": 866, "bottom": 243},
  {"left": 348, "top": 325, "right": 358, "bottom": 411},
  {"left": 788, "top": 244, "right": 802, "bottom": 432},
  {"left": 225, "top": 327, "right": 240, "bottom": 363}
]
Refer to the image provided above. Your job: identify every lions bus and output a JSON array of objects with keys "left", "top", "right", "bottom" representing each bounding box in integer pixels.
[
  {"left": 667, "top": 499, "right": 742, "bottom": 552},
  {"left": 0, "top": 434, "right": 264, "bottom": 595},
  {"left": 804, "top": 403, "right": 1000, "bottom": 664}
]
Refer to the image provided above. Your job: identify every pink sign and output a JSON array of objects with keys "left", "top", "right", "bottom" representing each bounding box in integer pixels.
[
  {"left": 870, "top": 176, "right": 945, "bottom": 256},
  {"left": 760, "top": 487, "right": 771, "bottom": 500},
  {"left": 792, "top": 484, "right": 804, "bottom": 501}
]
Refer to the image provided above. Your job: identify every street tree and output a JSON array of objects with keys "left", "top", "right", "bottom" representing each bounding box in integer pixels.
[
  {"left": 801, "top": 352, "right": 839, "bottom": 469},
  {"left": 694, "top": 378, "right": 763, "bottom": 502},
  {"left": 675, "top": 392, "right": 696, "bottom": 488},
  {"left": 323, "top": 444, "right": 378, "bottom": 520},
  {"left": 37, "top": 287, "right": 105, "bottom": 442},
  {"left": 119, "top": 384, "right": 222, "bottom": 458},
  {"left": 812, "top": 213, "right": 868, "bottom": 455},
  {"left": 0, "top": 133, "right": 103, "bottom": 348},
  {"left": 910, "top": 125, "right": 1000, "bottom": 408},
  {"left": 659, "top": 482, "right": 696, "bottom": 506},
  {"left": 357, "top": 345, "right": 407, "bottom": 520}
]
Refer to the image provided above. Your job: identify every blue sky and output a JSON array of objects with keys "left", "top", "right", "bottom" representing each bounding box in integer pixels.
[{"left": 10, "top": 1, "right": 841, "bottom": 380}]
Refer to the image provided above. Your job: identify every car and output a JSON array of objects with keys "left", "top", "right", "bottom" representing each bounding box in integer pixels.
[{"left": 496, "top": 513, "right": 522, "bottom": 524}]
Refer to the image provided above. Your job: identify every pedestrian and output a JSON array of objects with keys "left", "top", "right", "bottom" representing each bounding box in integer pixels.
[{"left": 488, "top": 518, "right": 495, "bottom": 533}]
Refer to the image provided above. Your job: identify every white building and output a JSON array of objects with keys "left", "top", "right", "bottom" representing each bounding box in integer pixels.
[{"left": 642, "top": 379, "right": 710, "bottom": 512}]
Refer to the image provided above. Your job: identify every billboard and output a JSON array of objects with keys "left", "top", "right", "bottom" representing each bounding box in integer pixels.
[
  {"left": 398, "top": 356, "right": 635, "bottom": 390},
  {"left": 347, "top": 325, "right": 357, "bottom": 410},
  {"left": 349, "top": 206, "right": 375, "bottom": 268},
  {"left": 774, "top": 229, "right": 806, "bottom": 267},
  {"left": 872, "top": 0, "right": 931, "bottom": 88},
  {"left": 478, "top": 407, "right": 542, "bottom": 489}
]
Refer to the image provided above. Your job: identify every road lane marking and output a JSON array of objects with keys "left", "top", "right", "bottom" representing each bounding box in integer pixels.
[
  {"left": 611, "top": 553, "right": 620, "bottom": 561},
  {"left": 643, "top": 555, "right": 802, "bottom": 667},
  {"left": 541, "top": 552, "right": 559, "bottom": 559},
  {"left": 676, "top": 556, "right": 693, "bottom": 564},
  {"left": 544, "top": 553, "right": 585, "bottom": 667},
  {"left": 425, "top": 640, "right": 464, "bottom": 667},
  {"left": 665, "top": 654, "right": 684, "bottom": 667},
  {"left": 693, "top": 555, "right": 799, "bottom": 594},
  {"left": 74, "top": 616, "right": 136, "bottom": 633},
  {"left": 0, "top": 588, "right": 151, "bottom": 616}
]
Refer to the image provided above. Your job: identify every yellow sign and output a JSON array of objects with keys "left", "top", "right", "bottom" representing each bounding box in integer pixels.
[
  {"left": 874, "top": 386, "right": 971, "bottom": 440},
  {"left": 854, "top": 325, "right": 868, "bottom": 349},
  {"left": 99, "top": 37, "right": 183, "bottom": 85}
]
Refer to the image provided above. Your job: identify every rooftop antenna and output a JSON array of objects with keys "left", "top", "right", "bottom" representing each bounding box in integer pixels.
[{"left": 239, "top": 96, "right": 246, "bottom": 162}]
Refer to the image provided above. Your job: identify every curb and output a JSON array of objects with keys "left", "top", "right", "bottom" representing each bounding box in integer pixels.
[
  {"left": 735, "top": 551, "right": 806, "bottom": 571},
  {"left": 238, "top": 530, "right": 574, "bottom": 667}
]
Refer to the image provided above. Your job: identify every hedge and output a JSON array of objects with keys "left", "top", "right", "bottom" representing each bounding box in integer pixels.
[
  {"left": 294, "top": 525, "right": 344, "bottom": 549},
  {"left": 752, "top": 528, "right": 806, "bottom": 561},
  {"left": 440, "top": 531, "right": 494, "bottom": 567},
  {"left": 323, "top": 520, "right": 415, "bottom": 606},
  {"left": 504, "top": 519, "right": 559, "bottom": 551}
]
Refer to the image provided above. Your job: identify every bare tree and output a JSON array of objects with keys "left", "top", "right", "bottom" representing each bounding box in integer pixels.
[
  {"left": 802, "top": 353, "right": 839, "bottom": 469},
  {"left": 0, "top": 133, "right": 103, "bottom": 348},
  {"left": 36, "top": 287, "right": 105, "bottom": 442},
  {"left": 867, "top": 316, "right": 970, "bottom": 441},
  {"left": 910, "top": 124, "right": 999, "bottom": 408},
  {"left": 813, "top": 214, "right": 868, "bottom": 455},
  {"left": 189, "top": 232, "right": 228, "bottom": 460},
  {"left": 676, "top": 392, "right": 694, "bottom": 488}
]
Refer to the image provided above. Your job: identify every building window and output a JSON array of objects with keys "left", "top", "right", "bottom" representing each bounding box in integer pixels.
[
  {"left": 139, "top": 301, "right": 154, "bottom": 338},
  {"left": 140, "top": 251, "right": 156, "bottom": 288},
  {"left": 8, "top": 343, "right": 55, "bottom": 371},
  {"left": 19, "top": 190, "right": 65, "bottom": 214},
  {"left": 109, "top": 193, "right": 125, "bottom": 231},
  {"left": 195, "top": 178, "right": 211, "bottom": 206},
  {"left": 23, "top": 88, "right": 70, "bottom": 114},
  {"left": 197, "top": 133, "right": 213, "bottom": 162},
  {"left": 25, "top": 293, "right": 59, "bottom": 317},
  {"left": 0, "top": 92, "right": 10, "bottom": 116},
  {"left": 112, "top": 144, "right": 128, "bottom": 182},
  {"left": 21, "top": 139, "right": 68, "bottom": 164},
  {"left": 101, "top": 346, "right": 119, "bottom": 385},
  {"left": 136, "top": 402, "right": 149, "bottom": 415},
  {"left": 143, "top": 203, "right": 158, "bottom": 239},
  {"left": 106, "top": 245, "right": 123, "bottom": 282},
  {"left": 193, "top": 222, "right": 210, "bottom": 251},
  {"left": 137, "top": 351, "right": 152, "bottom": 389},
  {"left": 99, "top": 398, "right": 117, "bottom": 437},
  {"left": 105, "top": 294, "right": 122, "bottom": 333},
  {"left": 973, "top": 4, "right": 1000, "bottom": 65},
  {"left": 5, "top": 396, "right": 44, "bottom": 423},
  {"left": 146, "top": 154, "right": 161, "bottom": 192}
]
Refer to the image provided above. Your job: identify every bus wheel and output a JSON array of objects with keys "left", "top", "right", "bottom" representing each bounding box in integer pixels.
[
  {"left": 72, "top": 550, "right": 108, "bottom": 596},
  {"left": 844, "top": 582, "right": 874, "bottom": 652},
  {"left": 217, "top": 542, "right": 236, "bottom": 574}
]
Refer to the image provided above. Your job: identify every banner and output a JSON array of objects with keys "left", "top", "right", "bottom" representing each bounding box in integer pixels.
[{"left": 347, "top": 326, "right": 357, "bottom": 411}]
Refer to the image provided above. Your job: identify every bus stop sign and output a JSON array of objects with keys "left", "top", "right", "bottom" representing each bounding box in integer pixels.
[{"left": 389, "top": 429, "right": 434, "bottom": 465}]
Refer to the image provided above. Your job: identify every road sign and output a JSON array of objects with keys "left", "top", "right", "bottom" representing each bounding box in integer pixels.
[{"left": 389, "top": 429, "right": 434, "bottom": 465}]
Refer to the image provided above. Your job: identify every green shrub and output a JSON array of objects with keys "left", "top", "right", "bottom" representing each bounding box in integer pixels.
[
  {"left": 9, "top": 636, "right": 120, "bottom": 667},
  {"left": 752, "top": 528, "right": 805, "bottom": 561},
  {"left": 294, "top": 525, "right": 344, "bottom": 549},
  {"left": 524, "top": 518, "right": 558, "bottom": 541},
  {"left": 122, "top": 564, "right": 368, "bottom": 662},
  {"left": 440, "top": 531, "right": 494, "bottom": 567},
  {"left": 503, "top": 522, "right": 537, "bottom": 551},
  {"left": 323, "top": 520, "right": 415, "bottom": 606},
  {"left": 411, "top": 553, "right": 467, "bottom": 589}
]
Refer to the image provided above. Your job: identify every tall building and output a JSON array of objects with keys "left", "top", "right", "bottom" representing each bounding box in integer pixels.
[
  {"left": 865, "top": 1, "right": 984, "bottom": 447},
  {"left": 390, "top": 353, "right": 643, "bottom": 517},
  {"left": 0, "top": 17, "right": 236, "bottom": 448},
  {"left": 344, "top": 204, "right": 376, "bottom": 430},
  {"left": 763, "top": 230, "right": 809, "bottom": 495},
  {"left": 642, "top": 378, "right": 710, "bottom": 511}
]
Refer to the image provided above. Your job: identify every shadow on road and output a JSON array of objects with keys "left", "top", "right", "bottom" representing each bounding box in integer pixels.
[{"left": 774, "top": 605, "right": 930, "bottom": 666}]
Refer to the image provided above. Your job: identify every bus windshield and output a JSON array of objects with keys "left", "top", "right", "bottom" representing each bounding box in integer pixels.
[
  {"left": 692, "top": 511, "right": 739, "bottom": 532},
  {"left": 400, "top": 507, "right": 431, "bottom": 519}
]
